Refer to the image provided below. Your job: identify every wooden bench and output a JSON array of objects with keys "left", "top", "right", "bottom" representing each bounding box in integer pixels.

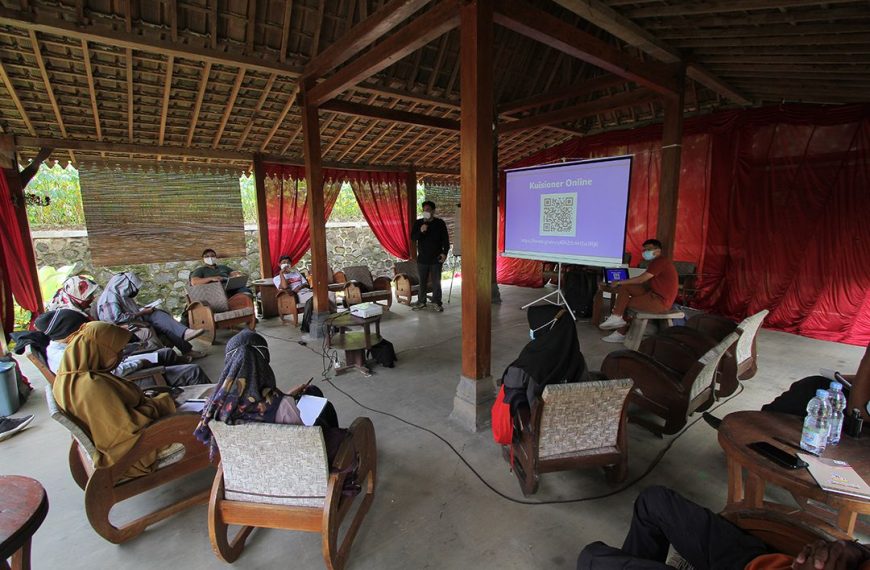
[{"left": 623, "top": 309, "right": 685, "bottom": 351}]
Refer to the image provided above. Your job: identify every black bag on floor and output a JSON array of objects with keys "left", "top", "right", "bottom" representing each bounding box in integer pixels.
[
  {"left": 563, "top": 270, "right": 598, "bottom": 318},
  {"left": 367, "top": 339, "right": 397, "bottom": 368},
  {"left": 301, "top": 298, "right": 314, "bottom": 333}
]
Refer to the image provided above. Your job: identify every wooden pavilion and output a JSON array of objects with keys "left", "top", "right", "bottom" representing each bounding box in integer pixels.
[{"left": 0, "top": 0, "right": 868, "bottom": 429}]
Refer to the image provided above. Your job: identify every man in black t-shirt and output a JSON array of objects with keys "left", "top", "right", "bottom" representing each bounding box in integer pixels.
[
  {"left": 190, "top": 248, "right": 251, "bottom": 296},
  {"left": 410, "top": 201, "right": 450, "bottom": 312}
]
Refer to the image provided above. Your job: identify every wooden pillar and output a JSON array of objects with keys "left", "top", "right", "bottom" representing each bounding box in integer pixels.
[
  {"left": 252, "top": 154, "right": 272, "bottom": 280},
  {"left": 450, "top": 0, "right": 495, "bottom": 432},
  {"left": 656, "top": 66, "right": 686, "bottom": 257},
  {"left": 300, "top": 83, "right": 330, "bottom": 333},
  {"left": 0, "top": 137, "right": 43, "bottom": 314},
  {"left": 406, "top": 167, "right": 417, "bottom": 260}
]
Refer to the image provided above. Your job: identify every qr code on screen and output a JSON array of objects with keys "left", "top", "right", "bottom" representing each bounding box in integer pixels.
[{"left": 539, "top": 192, "right": 578, "bottom": 236}]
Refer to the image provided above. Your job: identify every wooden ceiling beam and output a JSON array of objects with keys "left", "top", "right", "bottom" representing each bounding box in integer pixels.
[
  {"left": 158, "top": 55, "right": 174, "bottom": 146},
  {"left": 245, "top": 0, "right": 256, "bottom": 54},
  {"left": 279, "top": 0, "right": 293, "bottom": 63},
  {"left": 307, "top": 0, "right": 461, "bottom": 105},
  {"left": 498, "top": 88, "right": 660, "bottom": 134},
  {"left": 551, "top": 0, "right": 749, "bottom": 106},
  {"left": 212, "top": 68, "right": 245, "bottom": 148},
  {"left": 236, "top": 73, "right": 277, "bottom": 150},
  {"left": 303, "top": 0, "right": 430, "bottom": 80},
  {"left": 320, "top": 98, "right": 460, "bottom": 131},
  {"left": 642, "top": 6, "right": 870, "bottom": 30},
  {"left": 186, "top": 61, "right": 211, "bottom": 147},
  {"left": 499, "top": 75, "right": 628, "bottom": 114},
  {"left": 624, "top": 0, "right": 859, "bottom": 19},
  {"left": 0, "top": 57, "right": 35, "bottom": 135},
  {"left": 28, "top": 30, "right": 67, "bottom": 138},
  {"left": 673, "top": 33, "right": 869, "bottom": 49},
  {"left": 493, "top": 0, "right": 680, "bottom": 96},
  {"left": 80, "top": 40, "right": 103, "bottom": 141},
  {"left": 126, "top": 48, "right": 134, "bottom": 142},
  {"left": 260, "top": 86, "right": 298, "bottom": 152},
  {"left": 334, "top": 99, "right": 401, "bottom": 161}
]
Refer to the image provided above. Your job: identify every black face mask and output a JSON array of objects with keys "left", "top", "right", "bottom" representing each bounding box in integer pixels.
[{"left": 130, "top": 287, "right": 139, "bottom": 298}]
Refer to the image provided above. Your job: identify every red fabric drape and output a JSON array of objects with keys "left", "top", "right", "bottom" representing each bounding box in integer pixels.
[
  {"left": 349, "top": 171, "right": 411, "bottom": 259},
  {"left": 262, "top": 164, "right": 342, "bottom": 273},
  {"left": 0, "top": 169, "right": 41, "bottom": 337},
  {"left": 498, "top": 104, "right": 870, "bottom": 346}
]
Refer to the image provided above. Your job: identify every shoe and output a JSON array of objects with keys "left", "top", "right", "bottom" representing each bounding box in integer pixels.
[
  {"left": 702, "top": 412, "right": 722, "bottom": 431},
  {"left": 412, "top": 303, "right": 427, "bottom": 311},
  {"left": 599, "top": 314, "right": 628, "bottom": 330},
  {"left": 601, "top": 331, "right": 626, "bottom": 343},
  {"left": 0, "top": 415, "right": 34, "bottom": 442},
  {"left": 185, "top": 350, "right": 207, "bottom": 360},
  {"left": 184, "top": 328, "right": 206, "bottom": 341},
  {"left": 433, "top": 304, "right": 444, "bottom": 312}
]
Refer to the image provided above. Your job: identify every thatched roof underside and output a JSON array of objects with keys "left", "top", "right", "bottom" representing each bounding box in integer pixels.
[{"left": 0, "top": 0, "right": 866, "bottom": 174}]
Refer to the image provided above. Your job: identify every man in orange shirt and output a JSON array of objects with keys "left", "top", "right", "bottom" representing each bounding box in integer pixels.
[
  {"left": 577, "top": 486, "right": 870, "bottom": 570},
  {"left": 599, "top": 238, "right": 679, "bottom": 344}
]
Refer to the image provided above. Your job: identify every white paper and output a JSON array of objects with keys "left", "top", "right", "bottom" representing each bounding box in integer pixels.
[
  {"left": 177, "top": 400, "right": 206, "bottom": 413},
  {"left": 297, "top": 395, "right": 328, "bottom": 426},
  {"left": 144, "top": 300, "right": 163, "bottom": 309},
  {"left": 125, "top": 352, "right": 160, "bottom": 365}
]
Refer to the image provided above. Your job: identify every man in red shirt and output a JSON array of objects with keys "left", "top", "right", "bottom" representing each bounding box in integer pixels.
[{"left": 599, "top": 238, "right": 679, "bottom": 343}]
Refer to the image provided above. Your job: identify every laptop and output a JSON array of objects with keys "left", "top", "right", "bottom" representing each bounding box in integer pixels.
[
  {"left": 224, "top": 274, "right": 249, "bottom": 291},
  {"left": 604, "top": 268, "right": 629, "bottom": 284}
]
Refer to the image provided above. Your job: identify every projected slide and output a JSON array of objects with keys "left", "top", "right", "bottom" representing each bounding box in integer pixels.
[{"left": 503, "top": 156, "right": 632, "bottom": 267}]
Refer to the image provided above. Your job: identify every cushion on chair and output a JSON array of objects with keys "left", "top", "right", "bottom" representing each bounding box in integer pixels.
[
  {"left": 394, "top": 261, "right": 420, "bottom": 285},
  {"left": 187, "top": 282, "right": 230, "bottom": 313},
  {"left": 537, "top": 379, "right": 633, "bottom": 459},
  {"left": 210, "top": 422, "right": 330, "bottom": 508},
  {"left": 45, "top": 387, "right": 98, "bottom": 465},
  {"left": 689, "top": 332, "right": 741, "bottom": 401},
  {"left": 342, "top": 266, "right": 375, "bottom": 292},
  {"left": 734, "top": 310, "right": 768, "bottom": 366},
  {"left": 213, "top": 307, "right": 255, "bottom": 322}
]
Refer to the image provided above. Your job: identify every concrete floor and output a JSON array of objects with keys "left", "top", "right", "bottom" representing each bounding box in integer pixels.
[{"left": 3, "top": 282, "right": 867, "bottom": 570}]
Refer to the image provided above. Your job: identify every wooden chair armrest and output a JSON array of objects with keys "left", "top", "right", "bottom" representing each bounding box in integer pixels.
[
  {"left": 227, "top": 292, "right": 255, "bottom": 311},
  {"left": 638, "top": 336, "right": 706, "bottom": 375},
  {"left": 601, "top": 350, "right": 684, "bottom": 393},
  {"left": 110, "top": 413, "right": 205, "bottom": 476},
  {"left": 686, "top": 314, "right": 737, "bottom": 340},
  {"left": 186, "top": 300, "right": 211, "bottom": 312},
  {"left": 334, "top": 271, "right": 347, "bottom": 283},
  {"left": 126, "top": 366, "right": 168, "bottom": 382},
  {"left": 373, "top": 276, "right": 392, "bottom": 291}
]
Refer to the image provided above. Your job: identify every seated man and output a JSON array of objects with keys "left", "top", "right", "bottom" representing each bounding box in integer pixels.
[
  {"left": 273, "top": 255, "right": 314, "bottom": 305},
  {"left": 578, "top": 485, "right": 870, "bottom": 570},
  {"left": 599, "top": 238, "right": 678, "bottom": 344},
  {"left": 190, "top": 248, "right": 251, "bottom": 296}
]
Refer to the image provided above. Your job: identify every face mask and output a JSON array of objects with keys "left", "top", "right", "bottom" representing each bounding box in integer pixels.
[
  {"left": 529, "top": 329, "right": 535, "bottom": 341},
  {"left": 642, "top": 250, "right": 656, "bottom": 261},
  {"left": 280, "top": 263, "right": 290, "bottom": 270},
  {"left": 130, "top": 288, "right": 139, "bottom": 298},
  {"left": 204, "top": 256, "right": 216, "bottom": 266},
  {"left": 529, "top": 317, "right": 558, "bottom": 341},
  {"left": 422, "top": 211, "right": 432, "bottom": 220}
]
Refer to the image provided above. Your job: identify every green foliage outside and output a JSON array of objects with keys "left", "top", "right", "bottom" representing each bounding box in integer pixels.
[
  {"left": 12, "top": 264, "right": 75, "bottom": 330},
  {"left": 26, "top": 164, "right": 86, "bottom": 228}
]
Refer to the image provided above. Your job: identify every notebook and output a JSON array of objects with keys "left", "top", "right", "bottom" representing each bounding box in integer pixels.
[
  {"left": 798, "top": 453, "right": 870, "bottom": 500},
  {"left": 224, "top": 274, "right": 249, "bottom": 291},
  {"left": 297, "top": 395, "right": 328, "bottom": 427}
]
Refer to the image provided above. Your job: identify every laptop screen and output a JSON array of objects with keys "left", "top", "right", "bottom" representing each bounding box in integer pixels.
[{"left": 604, "top": 268, "right": 629, "bottom": 284}]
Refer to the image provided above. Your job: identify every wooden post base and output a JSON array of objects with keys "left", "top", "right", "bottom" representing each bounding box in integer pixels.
[{"left": 449, "top": 375, "right": 496, "bottom": 432}]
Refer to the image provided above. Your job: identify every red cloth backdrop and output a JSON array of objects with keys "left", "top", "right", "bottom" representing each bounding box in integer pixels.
[
  {"left": 349, "top": 171, "right": 411, "bottom": 259},
  {"left": 498, "top": 104, "right": 870, "bottom": 346},
  {"left": 0, "top": 169, "right": 41, "bottom": 337}
]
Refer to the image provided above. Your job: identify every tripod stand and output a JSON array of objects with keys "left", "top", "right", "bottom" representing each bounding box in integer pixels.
[{"left": 520, "top": 261, "right": 576, "bottom": 320}]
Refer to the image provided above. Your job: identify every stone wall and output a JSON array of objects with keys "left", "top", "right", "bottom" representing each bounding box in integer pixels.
[{"left": 32, "top": 223, "right": 400, "bottom": 314}]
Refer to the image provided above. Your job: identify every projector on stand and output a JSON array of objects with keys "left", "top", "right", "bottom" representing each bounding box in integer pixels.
[{"left": 350, "top": 302, "right": 383, "bottom": 318}]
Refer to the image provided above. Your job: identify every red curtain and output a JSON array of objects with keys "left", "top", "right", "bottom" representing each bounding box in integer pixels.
[
  {"left": 262, "top": 164, "right": 342, "bottom": 273},
  {"left": 498, "top": 104, "right": 870, "bottom": 346},
  {"left": 348, "top": 171, "right": 411, "bottom": 259},
  {"left": 0, "top": 169, "right": 41, "bottom": 338}
]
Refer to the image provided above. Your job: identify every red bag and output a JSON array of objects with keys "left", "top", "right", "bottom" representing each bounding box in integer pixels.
[{"left": 491, "top": 385, "right": 513, "bottom": 445}]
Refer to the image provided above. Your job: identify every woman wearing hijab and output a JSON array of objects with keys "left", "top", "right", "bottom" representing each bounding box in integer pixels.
[
  {"left": 52, "top": 322, "right": 177, "bottom": 479},
  {"left": 46, "top": 275, "right": 100, "bottom": 317},
  {"left": 195, "top": 329, "right": 338, "bottom": 457},
  {"left": 499, "top": 304, "right": 593, "bottom": 414},
  {"left": 96, "top": 272, "right": 204, "bottom": 355}
]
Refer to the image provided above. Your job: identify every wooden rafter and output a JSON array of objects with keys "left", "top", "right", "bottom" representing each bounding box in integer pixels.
[
  {"left": 334, "top": 99, "right": 401, "bottom": 161},
  {"left": 304, "top": 0, "right": 430, "bottom": 79},
  {"left": 354, "top": 104, "right": 418, "bottom": 162},
  {"left": 80, "top": 40, "right": 103, "bottom": 141},
  {"left": 28, "top": 30, "right": 66, "bottom": 138},
  {"left": 260, "top": 86, "right": 299, "bottom": 152},
  {"left": 186, "top": 61, "right": 211, "bottom": 147},
  {"left": 624, "top": 0, "right": 860, "bottom": 19},
  {"left": 212, "top": 68, "right": 245, "bottom": 148},
  {"left": 126, "top": 48, "right": 134, "bottom": 142},
  {"left": 158, "top": 55, "right": 174, "bottom": 146},
  {"left": 494, "top": 0, "right": 680, "bottom": 96},
  {"left": 320, "top": 99, "right": 459, "bottom": 131},
  {"left": 310, "top": 0, "right": 326, "bottom": 58},
  {"left": 0, "top": 58, "right": 35, "bottom": 135},
  {"left": 236, "top": 73, "right": 277, "bottom": 150},
  {"left": 321, "top": 94, "right": 376, "bottom": 156},
  {"left": 499, "top": 75, "right": 628, "bottom": 114},
  {"left": 246, "top": 0, "right": 257, "bottom": 54},
  {"left": 308, "top": 0, "right": 461, "bottom": 105},
  {"left": 279, "top": 0, "right": 293, "bottom": 63}
]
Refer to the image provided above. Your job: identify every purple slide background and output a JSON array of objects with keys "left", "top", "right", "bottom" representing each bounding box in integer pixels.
[{"left": 504, "top": 157, "right": 631, "bottom": 261}]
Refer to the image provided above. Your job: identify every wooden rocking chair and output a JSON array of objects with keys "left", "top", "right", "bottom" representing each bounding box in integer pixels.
[{"left": 186, "top": 282, "right": 256, "bottom": 344}]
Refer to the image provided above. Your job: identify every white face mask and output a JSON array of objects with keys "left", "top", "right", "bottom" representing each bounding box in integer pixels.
[
  {"left": 280, "top": 263, "right": 290, "bottom": 270},
  {"left": 642, "top": 250, "right": 656, "bottom": 261},
  {"left": 529, "top": 317, "right": 558, "bottom": 341},
  {"left": 203, "top": 256, "right": 216, "bottom": 266},
  {"left": 422, "top": 211, "right": 432, "bottom": 220}
]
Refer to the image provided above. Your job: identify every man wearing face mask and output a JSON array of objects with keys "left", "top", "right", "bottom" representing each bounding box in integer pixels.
[
  {"left": 190, "top": 248, "right": 252, "bottom": 296},
  {"left": 410, "top": 200, "right": 450, "bottom": 312},
  {"left": 598, "top": 238, "right": 679, "bottom": 343},
  {"left": 273, "top": 255, "right": 314, "bottom": 305}
]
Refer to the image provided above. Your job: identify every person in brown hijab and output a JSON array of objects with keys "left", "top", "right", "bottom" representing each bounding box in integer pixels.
[{"left": 52, "top": 321, "right": 176, "bottom": 478}]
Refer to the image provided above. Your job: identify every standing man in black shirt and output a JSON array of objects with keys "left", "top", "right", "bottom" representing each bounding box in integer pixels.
[{"left": 410, "top": 200, "right": 450, "bottom": 312}]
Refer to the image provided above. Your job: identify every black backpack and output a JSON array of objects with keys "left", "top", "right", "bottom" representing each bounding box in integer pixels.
[
  {"left": 367, "top": 339, "right": 397, "bottom": 368},
  {"left": 563, "top": 270, "right": 598, "bottom": 318}
]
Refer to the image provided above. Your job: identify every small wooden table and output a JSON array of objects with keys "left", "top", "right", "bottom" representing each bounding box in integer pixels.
[
  {"left": 250, "top": 279, "right": 279, "bottom": 318},
  {"left": 326, "top": 312, "right": 382, "bottom": 376},
  {"left": 719, "top": 411, "right": 870, "bottom": 536},
  {"left": 0, "top": 476, "right": 48, "bottom": 570}
]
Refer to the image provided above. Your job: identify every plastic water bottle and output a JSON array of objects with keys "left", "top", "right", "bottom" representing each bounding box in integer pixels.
[
  {"left": 801, "top": 389, "right": 832, "bottom": 455},
  {"left": 827, "top": 381, "right": 847, "bottom": 445}
]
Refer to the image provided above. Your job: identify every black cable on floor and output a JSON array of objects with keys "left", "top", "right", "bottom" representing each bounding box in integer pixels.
[{"left": 257, "top": 328, "right": 745, "bottom": 505}]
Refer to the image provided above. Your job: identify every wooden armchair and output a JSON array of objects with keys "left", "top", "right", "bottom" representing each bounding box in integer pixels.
[
  {"left": 186, "top": 282, "right": 256, "bottom": 344},
  {"left": 207, "top": 418, "right": 377, "bottom": 570},
  {"left": 507, "top": 379, "right": 634, "bottom": 496},
  {"left": 393, "top": 261, "right": 421, "bottom": 306},
  {"left": 276, "top": 289, "right": 306, "bottom": 326},
  {"left": 336, "top": 265, "right": 392, "bottom": 309},
  {"left": 602, "top": 332, "right": 740, "bottom": 435},
  {"left": 44, "top": 388, "right": 212, "bottom": 543}
]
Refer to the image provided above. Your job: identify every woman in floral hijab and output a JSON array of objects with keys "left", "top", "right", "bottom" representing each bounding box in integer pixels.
[{"left": 46, "top": 275, "right": 100, "bottom": 317}]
